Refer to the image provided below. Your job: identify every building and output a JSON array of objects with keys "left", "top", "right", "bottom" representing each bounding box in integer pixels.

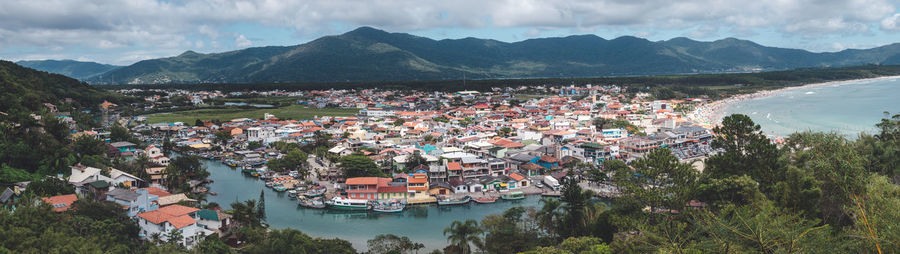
[
  {"left": 137, "top": 205, "right": 209, "bottom": 248},
  {"left": 42, "top": 194, "right": 78, "bottom": 212},
  {"left": 106, "top": 188, "right": 159, "bottom": 217}
]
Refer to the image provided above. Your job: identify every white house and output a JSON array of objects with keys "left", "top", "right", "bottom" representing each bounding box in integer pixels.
[
  {"left": 109, "top": 168, "right": 143, "bottom": 188},
  {"left": 146, "top": 145, "right": 170, "bottom": 166},
  {"left": 137, "top": 205, "right": 211, "bottom": 248}
]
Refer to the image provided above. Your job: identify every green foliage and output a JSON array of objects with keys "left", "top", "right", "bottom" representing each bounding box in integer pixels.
[
  {"left": 25, "top": 177, "right": 74, "bottom": 196},
  {"left": 443, "top": 219, "right": 483, "bottom": 254},
  {"left": 849, "top": 175, "right": 900, "bottom": 252},
  {"left": 339, "top": 155, "right": 383, "bottom": 177},
  {"left": 0, "top": 197, "right": 142, "bottom": 253},
  {"left": 366, "top": 234, "right": 424, "bottom": 254},
  {"left": 612, "top": 148, "right": 697, "bottom": 215},
  {"left": 0, "top": 164, "right": 34, "bottom": 183},
  {"left": 703, "top": 114, "right": 783, "bottom": 195},
  {"left": 242, "top": 228, "right": 356, "bottom": 254},
  {"left": 231, "top": 199, "right": 264, "bottom": 229},
  {"left": 164, "top": 155, "right": 207, "bottom": 192},
  {"left": 246, "top": 141, "right": 263, "bottom": 150},
  {"left": 72, "top": 135, "right": 108, "bottom": 161}
]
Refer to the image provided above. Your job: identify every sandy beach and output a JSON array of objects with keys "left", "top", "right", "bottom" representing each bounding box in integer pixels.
[{"left": 688, "top": 75, "right": 900, "bottom": 128}]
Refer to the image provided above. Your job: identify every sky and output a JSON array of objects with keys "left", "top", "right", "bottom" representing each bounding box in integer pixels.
[{"left": 3, "top": 0, "right": 900, "bottom": 66}]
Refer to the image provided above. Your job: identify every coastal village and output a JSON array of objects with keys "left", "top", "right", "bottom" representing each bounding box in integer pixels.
[{"left": 1, "top": 84, "right": 721, "bottom": 249}]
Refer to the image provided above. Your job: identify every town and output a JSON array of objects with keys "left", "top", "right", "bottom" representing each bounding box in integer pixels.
[{"left": 2, "top": 83, "right": 722, "bottom": 249}]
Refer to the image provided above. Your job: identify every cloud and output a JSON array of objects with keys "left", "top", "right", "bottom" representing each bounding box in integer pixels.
[
  {"left": 882, "top": 13, "right": 900, "bottom": 31},
  {"left": 235, "top": 34, "right": 251, "bottom": 47},
  {"left": 0, "top": 0, "right": 898, "bottom": 64}
]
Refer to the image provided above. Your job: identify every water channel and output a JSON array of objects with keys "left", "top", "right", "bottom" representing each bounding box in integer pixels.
[{"left": 202, "top": 158, "right": 542, "bottom": 251}]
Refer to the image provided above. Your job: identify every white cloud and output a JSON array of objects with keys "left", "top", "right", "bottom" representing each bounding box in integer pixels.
[
  {"left": 882, "top": 13, "right": 900, "bottom": 31},
  {"left": 235, "top": 34, "right": 251, "bottom": 47}
]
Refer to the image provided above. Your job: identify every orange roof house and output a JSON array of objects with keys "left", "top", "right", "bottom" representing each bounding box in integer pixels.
[
  {"left": 137, "top": 204, "right": 200, "bottom": 229},
  {"left": 42, "top": 194, "right": 78, "bottom": 212}
]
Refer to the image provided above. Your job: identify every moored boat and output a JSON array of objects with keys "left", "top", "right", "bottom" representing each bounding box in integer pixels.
[
  {"left": 304, "top": 185, "right": 327, "bottom": 197},
  {"left": 472, "top": 196, "right": 498, "bottom": 204},
  {"left": 298, "top": 196, "right": 326, "bottom": 209},
  {"left": 501, "top": 191, "right": 526, "bottom": 200},
  {"left": 325, "top": 197, "right": 370, "bottom": 211},
  {"left": 372, "top": 199, "right": 406, "bottom": 213},
  {"left": 437, "top": 195, "right": 471, "bottom": 206}
]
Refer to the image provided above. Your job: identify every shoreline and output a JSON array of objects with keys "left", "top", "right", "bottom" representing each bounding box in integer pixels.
[{"left": 688, "top": 75, "right": 900, "bottom": 129}]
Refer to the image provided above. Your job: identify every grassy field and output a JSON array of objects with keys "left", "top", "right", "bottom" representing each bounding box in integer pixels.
[{"left": 145, "top": 105, "right": 359, "bottom": 123}]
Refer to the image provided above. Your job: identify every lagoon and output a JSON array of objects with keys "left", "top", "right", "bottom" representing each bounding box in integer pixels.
[
  {"left": 723, "top": 77, "right": 900, "bottom": 137},
  {"left": 202, "top": 159, "right": 542, "bottom": 252}
]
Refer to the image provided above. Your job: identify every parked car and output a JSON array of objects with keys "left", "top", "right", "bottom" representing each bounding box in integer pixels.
[{"left": 536, "top": 182, "right": 544, "bottom": 188}]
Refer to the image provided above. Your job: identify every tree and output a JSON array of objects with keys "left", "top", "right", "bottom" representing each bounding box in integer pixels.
[
  {"left": 612, "top": 148, "right": 697, "bottom": 217},
  {"left": 340, "top": 155, "right": 383, "bottom": 177},
  {"left": 258, "top": 190, "right": 266, "bottom": 223},
  {"left": 72, "top": 135, "right": 107, "bottom": 161},
  {"left": 703, "top": 114, "right": 783, "bottom": 195},
  {"left": 195, "top": 234, "right": 233, "bottom": 254},
  {"left": 536, "top": 198, "right": 563, "bottom": 238},
  {"left": 246, "top": 141, "right": 263, "bottom": 150},
  {"left": 164, "top": 228, "right": 184, "bottom": 245},
  {"left": 195, "top": 119, "right": 204, "bottom": 127},
  {"left": 214, "top": 131, "right": 232, "bottom": 144},
  {"left": 443, "top": 219, "right": 483, "bottom": 254},
  {"left": 367, "top": 234, "right": 422, "bottom": 254},
  {"left": 850, "top": 174, "right": 900, "bottom": 252},
  {"left": 231, "top": 199, "right": 264, "bottom": 228},
  {"left": 242, "top": 228, "right": 356, "bottom": 254},
  {"left": 26, "top": 177, "right": 74, "bottom": 196},
  {"left": 110, "top": 124, "right": 131, "bottom": 143},
  {"left": 404, "top": 151, "right": 428, "bottom": 173},
  {"left": 559, "top": 179, "right": 594, "bottom": 238}
]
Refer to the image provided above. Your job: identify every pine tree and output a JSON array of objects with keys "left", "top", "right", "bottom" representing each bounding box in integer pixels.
[{"left": 258, "top": 190, "right": 266, "bottom": 221}]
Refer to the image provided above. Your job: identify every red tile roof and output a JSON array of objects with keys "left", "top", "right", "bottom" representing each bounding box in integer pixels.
[
  {"left": 346, "top": 177, "right": 380, "bottom": 185},
  {"left": 509, "top": 173, "right": 527, "bottom": 181},
  {"left": 143, "top": 187, "right": 171, "bottom": 197},
  {"left": 447, "top": 162, "right": 462, "bottom": 171},
  {"left": 137, "top": 204, "right": 199, "bottom": 229},
  {"left": 42, "top": 194, "right": 78, "bottom": 212}
]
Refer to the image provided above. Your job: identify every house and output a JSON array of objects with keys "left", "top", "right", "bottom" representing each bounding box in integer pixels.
[
  {"left": 196, "top": 209, "right": 232, "bottom": 234},
  {"left": 87, "top": 180, "right": 111, "bottom": 200},
  {"left": 110, "top": 168, "right": 144, "bottom": 188},
  {"left": 520, "top": 163, "right": 545, "bottom": 176},
  {"left": 428, "top": 182, "right": 453, "bottom": 196},
  {"left": 69, "top": 165, "right": 112, "bottom": 195},
  {"left": 536, "top": 155, "right": 561, "bottom": 170},
  {"left": 146, "top": 145, "right": 170, "bottom": 166},
  {"left": 110, "top": 141, "right": 137, "bottom": 157},
  {"left": 0, "top": 187, "right": 19, "bottom": 209},
  {"left": 508, "top": 173, "right": 530, "bottom": 188},
  {"left": 137, "top": 205, "right": 210, "bottom": 248},
  {"left": 345, "top": 177, "right": 384, "bottom": 200},
  {"left": 106, "top": 188, "right": 159, "bottom": 217},
  {"left": 449, "top": 178, "right": 468, "bottom": 193},
  {"left": 146, "top": 167, "right": 168, "bottom": 186},
  {"left": 327, "top": 146, "right": 353, "bottom": 157},
  {"left": 42, "top": 194, "right": 78, "bottom": 212}
]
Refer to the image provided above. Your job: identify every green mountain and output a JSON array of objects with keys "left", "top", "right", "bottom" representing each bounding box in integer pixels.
[
  {"left": 0, "top": 60, "right": 122, "bottom": 115},
  {"left": 16, "top": 59, "right": 120, "bottom": 80},
  {"left": 89, "top": 27, "right": 900, "bottom": 84}
]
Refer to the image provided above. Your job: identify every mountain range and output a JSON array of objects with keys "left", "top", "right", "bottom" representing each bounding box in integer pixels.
[
  {"left": 15, "top": 59, "right": 120, "bottom": 80},
  {"left": 18, "top": 27, "right": 900, "bottom": 84}
]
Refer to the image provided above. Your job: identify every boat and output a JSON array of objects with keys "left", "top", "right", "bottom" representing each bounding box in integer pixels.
[
  {"left": 273, "top": 185, "right": 287, "bottom": 192},
  {"left": 372, "top": 199, "right": 406, "bottom": 213},
  {"left": 472, "top": 196, "right": 498, "bottom": 204},
  {"left": 303, "top": 185, "right": 327, "bottom": 198},
  {"left": 325, "top": 197, "right": 370, "bottom": 211},
  {"left": 288, "top": 190, "right": 298, "bottom": 199},
  {"left": 437, "top": 195, "right": 471, "bottom": 206},
  {"left": 298, "top": 196, "right": 326, "bottom": 209},
  {"left": 501, "top": 191, "right": 526, "bottom": 200}
]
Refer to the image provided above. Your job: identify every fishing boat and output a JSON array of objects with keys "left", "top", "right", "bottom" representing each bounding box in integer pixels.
[
  {"left": 303, "top": 185, "right": 327, "bottom": 198},
  {"left": 287, "top": 190, "right": 298, "bottom": 199},
  {"left": 501, "top": 191, "right": 526, "bottom": 200},
  {"left": 472, "top": 196, "right": 498, "bottom": 204},
  {"left": 273, "top": 185, "right": 287, "bottom": 192},
  {"left": 325, "top": 197, "right": 370, "bottom": 211},
  {"left": 372, "top": 199, "right": 406, "bottom": 213},
  {"left": 298, "top": 196, "right": 326, "bottom": 209},
  {"left": 437, "top": 195, "right": 471, "bottom": 206}
]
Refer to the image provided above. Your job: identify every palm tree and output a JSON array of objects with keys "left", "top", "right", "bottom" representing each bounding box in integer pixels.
[
  {"left": 443, "top": 219, "right": 483, "bottom": 254},
  {"left": 231, "top": 199, "right": 263, "bottom": 228},
  {"left": 537, "top": 198, "right": 562, "bottom": 237}
]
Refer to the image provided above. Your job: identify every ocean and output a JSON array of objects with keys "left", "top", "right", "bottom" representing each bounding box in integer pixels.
[{"left": 723, "top": 77, "right": 900, "bottom": 138}]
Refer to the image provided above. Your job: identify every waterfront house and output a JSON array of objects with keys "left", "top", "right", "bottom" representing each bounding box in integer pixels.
[
  {"left": 407, "top": 173, "right": 436, "bottom": 203},
  {"left": 508, "top": 173, "right": 530, "bottom": 188},
  {"left": 137, "top": 205, "right": 209, "bottom": 248},
  {"left": 428, "top": 182, "right": 453, "bottom": 196},
  {"left": 345, "top": 177, "right": 383, "bottom": 200},
  {"left": 449, "top": 178, "right": 468, "bottom": 193},
  {"left": 42, "top": 194, "right": 78, "bottom": 212}
]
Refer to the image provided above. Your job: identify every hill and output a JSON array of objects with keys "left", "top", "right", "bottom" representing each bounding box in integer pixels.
[
  {"left": 16, "top": 59, "right": 120, "bottom": 80},
  {"left": 88, "top": 27, "right": 900, "bottom": 84},
  {"left": 0, "top": 60, "right": 125, "bottom": 116}
]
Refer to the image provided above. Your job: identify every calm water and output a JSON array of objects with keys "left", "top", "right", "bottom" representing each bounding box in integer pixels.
[
  {"left": 203, "top": 159, "right": 542, "bottom": 251},
  {"left": 724, "top": 78, "right": 900, "bottom": 137}
]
